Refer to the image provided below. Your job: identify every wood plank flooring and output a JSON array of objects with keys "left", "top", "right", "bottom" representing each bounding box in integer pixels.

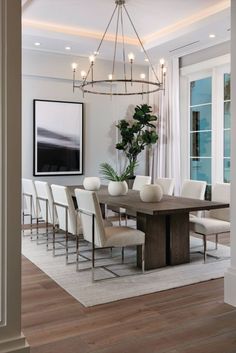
[{"left": 22, "top": 233, "right": 236, "bottom": 353}]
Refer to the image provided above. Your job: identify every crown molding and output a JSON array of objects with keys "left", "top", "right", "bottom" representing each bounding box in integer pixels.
[
  {"left": 22, "top": 19, "right": 139, "bottom": 46},
  {"left": 143, "top": 0, "right": 230, "bottom": 48},
  {"left": 22, "top": 0, "right": 34, "bottom": 12}
]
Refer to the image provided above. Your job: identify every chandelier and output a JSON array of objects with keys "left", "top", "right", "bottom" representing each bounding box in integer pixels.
[{"left": 72, "top": 0, "right": 166, "bottom": 96}]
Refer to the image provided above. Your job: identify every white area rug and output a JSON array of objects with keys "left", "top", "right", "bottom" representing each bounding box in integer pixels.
[{"left": 22, "top": 228, "right": 230, "bottom": 307}]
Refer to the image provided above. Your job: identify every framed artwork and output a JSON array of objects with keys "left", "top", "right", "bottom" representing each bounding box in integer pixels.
[{"left": 33, "top": 99, "right": 83, "bottom": 176}]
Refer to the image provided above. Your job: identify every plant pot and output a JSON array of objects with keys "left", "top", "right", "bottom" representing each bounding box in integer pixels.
[
  {"left": 126, "top": 176, "right": 135, "bottom": 189},
  {"left": 140, "top": 184, "right": 163, "bottom": 202},
  {"left": 108, "top": 181, "right": 128, "bottom": 196},
  {"left": 83, "top": 177, "right": 101, "bottom": 191}
]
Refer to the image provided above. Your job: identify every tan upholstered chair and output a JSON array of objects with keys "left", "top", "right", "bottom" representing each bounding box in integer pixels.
[
  {"left": 190, "top": 183, "right": 230, "bottom": 262},
  {"left": 35, "top": 181, "right": 58, "bottom": 247},
  {"left": 75, "top": 188, "right": 145, "bottom": 281},
  {"left": 51, "top": 184, "right": 83, "bottom": 263},
  {"left": 22, "top": 178, "right": 41, "bottom": 235}
]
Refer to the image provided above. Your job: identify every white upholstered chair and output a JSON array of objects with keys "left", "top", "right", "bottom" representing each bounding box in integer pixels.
[
  {"left": 181, "top": 179, "right": 207, "bottom": 218},
  {"left": 22, "top": 178, "right": 41, "bottom": 235},
  {"left": 35, "top": 181, "right": 57, "bottom": 246},
  {"left": 155, "top": 178, "right": 175, "bottom": 195},
  {"left": 181, "top": 180, "right": 207, "bottom": 200},
  {"left": 75, "top": 188, "right": 145, "bottom": 281},
  {"left": 132, "top": 175, "right": 152, "bottom": 191},
  {"left": 51, "top": 184, "right": 83, "bottom": 263},
  {"left": 190, "top": 183, "right": 230, "bottom": 262}
]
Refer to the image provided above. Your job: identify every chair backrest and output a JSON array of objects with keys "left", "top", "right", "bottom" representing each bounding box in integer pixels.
[
  {"left": 22, "top": 178, "right": 40, "bottom": 218},
  {"left": 181, "top": 180, "right": 206, "bottom": 200},
  {"left": 132, "top": 175, "right": 151, "bottom": 191},
  {"left": 51, "top": 184, "right": 77, "bottom": 235},
  {"left": 155, "top": 178, "right": 175, "bottom": 195},
  {"left": 75, "top": 189, "right": 106, "bottom": 247},
  {"left": 35, "top": 181, "right": 55, "bottom": 224},
  {"left": 209, "top": 183, "right": 230, "bottom": 222}
]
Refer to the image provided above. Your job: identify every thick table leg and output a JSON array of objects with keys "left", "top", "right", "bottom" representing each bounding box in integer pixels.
[
  {"left": 167, "top": 212, "right": 190, "bottom": 265},
  {"left": 137, "top": 213, "right": 166, "bottom": 270}
]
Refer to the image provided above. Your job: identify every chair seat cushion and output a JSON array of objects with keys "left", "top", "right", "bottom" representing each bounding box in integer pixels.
[
  {"left": 76, "top": 214, "right": 83, "bottom": 235},
  {"left": 190, "top": 217, "right": 230, "bottom": 235},
  {"left": 103, "top": 219, "right": 113, "bottom": 227},
  {"left": 104, "top": 226, "right": 145, "bottom": 247}
]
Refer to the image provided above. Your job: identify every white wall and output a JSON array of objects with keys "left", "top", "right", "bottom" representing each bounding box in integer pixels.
[
  {"left": 0, "top": 1, "right": 29, "bottom": 352},
  {"left": 180, "top": 41, "right": 230, "bottom": 68},
  {"left": 22, "top": 49, "right": 148, "bottom": 185},
  {"left": 224, "top": 2, "right": 236, "bottom": 306}
]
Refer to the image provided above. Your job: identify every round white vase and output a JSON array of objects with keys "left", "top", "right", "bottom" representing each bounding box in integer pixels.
[
  {"left": 140, "top": 184, "right": 163, "bottom": 202},
  {"left": 83, "top": 177, "right": 101, "bottom": 191},
  {"left": 108, "top": 181, "right": 128, "bottom": 196}
]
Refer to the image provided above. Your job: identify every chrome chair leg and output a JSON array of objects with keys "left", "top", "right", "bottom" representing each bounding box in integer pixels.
[
  {"left": 119, "top": 212, "right": 122, "bottom": 226},
  {"left": 92, "top": 214, "right": 95, "bottom": 282},
  {"left": 76, "top": 235, "right": 79, "bottom": 271},
  {"left": 22, "top": 211, "right": 25, "bottom": 235},
  {"left": 141, "top": 243, "right": 145, "bottom": 273},
  {"left": 203, "top": 236, "right": 207, "bottom": 263},
  {"left": 215, "top": 233, "right": 218, "bottom": 250},
  {"left": 125, "top": 213, "right": 128, "bottom": 226},
  {"left": 121, "top": 247, "right": 125, "bottom": 263}
]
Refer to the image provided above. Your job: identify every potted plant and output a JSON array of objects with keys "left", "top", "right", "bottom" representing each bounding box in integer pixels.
[
  {"left": 99, "top": 161, "right": 136, "bottom": 196},
  {"left": 116, "top": 104, "right": 158, "bottom": 179}
]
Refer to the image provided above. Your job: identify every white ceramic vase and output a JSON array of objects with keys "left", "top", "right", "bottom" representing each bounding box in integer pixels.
[
  {"left": 83, "top": 177, "right": 101, "bottom": 191},
  {"left": 108, "top": 181, "right": 128, "bottom": 196},
  {"left": 140, "top": 184, "right": 163, "bottom": 202}
]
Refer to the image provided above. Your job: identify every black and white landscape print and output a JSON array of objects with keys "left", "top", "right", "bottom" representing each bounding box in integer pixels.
[{"left": 34, "top": 100, "right": 83, "bottom": 175}]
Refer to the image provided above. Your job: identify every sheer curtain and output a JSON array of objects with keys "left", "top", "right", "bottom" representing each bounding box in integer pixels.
[{"left": 149, "top": 57, "right": 181, "bottom": 195}]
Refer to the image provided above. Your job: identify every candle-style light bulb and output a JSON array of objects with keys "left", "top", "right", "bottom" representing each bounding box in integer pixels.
[
  {"left": 163, "top": 67, "right": 167, "bottom": 74},
  {"left": 128, "top": 52, "right": 135, "bottom": 63},
  {"left": 140, "top": 73, "right": 146, "bottom": 80},
  {"left": 108, "top": 74, "right": 113, "bottom": 80},
  {"left": 81, "top": 70, "right": 86, "bottom": 79},
  {"left": 128, "top": 53, "right": 135, "bottom": 85},
  {"left": 72, "top": 62, "right": 77, "bottom": 71},
  {"left": 89, "top": 55, "right": 95, "bottom": 64},
  {"left": 160, "top": 58, "right": 165, "bottom": 66},
  {"left": 140, "top": 74, "right": 146, "bottom": 99}
]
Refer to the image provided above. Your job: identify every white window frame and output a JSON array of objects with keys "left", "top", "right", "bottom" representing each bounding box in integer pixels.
[{"left": 180, "top": 54, "right": 230, "bottom": 189}]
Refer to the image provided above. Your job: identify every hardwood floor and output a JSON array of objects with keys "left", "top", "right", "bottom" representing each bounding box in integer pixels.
[{"left": 22, "top": 233, "right": 236, "bottom": 353}]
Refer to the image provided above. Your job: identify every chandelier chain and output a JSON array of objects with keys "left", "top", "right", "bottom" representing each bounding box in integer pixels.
[
  {"left": 120, "top": 5, "right": 127, "bottom": 93},
  {"left": 123, "top": 4, "right": 160, "bottom": 84},
  {"left": 112, "top": 4, "right": 120, "bottom": 78},
  {"left": 83, "top": 3, "right": 118, "bottom": 85}
]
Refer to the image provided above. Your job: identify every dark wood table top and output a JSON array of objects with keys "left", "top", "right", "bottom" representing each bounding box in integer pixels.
[{"left": 68, "top": 185, "right": 229, "bottom": 216}]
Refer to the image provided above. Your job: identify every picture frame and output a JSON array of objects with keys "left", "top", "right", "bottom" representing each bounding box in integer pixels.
[{"left": 33, "top": 99, "right": 83, "bottom": 176}]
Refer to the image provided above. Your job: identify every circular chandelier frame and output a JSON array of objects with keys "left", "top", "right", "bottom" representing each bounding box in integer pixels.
[
  {"left": 72, "top": 0, "right": 166, "bottom": 97},
  {"left": 75, "top": 79, "right": 163, "bottom": 96}
]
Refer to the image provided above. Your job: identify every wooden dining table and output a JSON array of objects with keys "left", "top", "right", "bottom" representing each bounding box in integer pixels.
[{"left": 68, "top": 185, "right": 229, "bottom": 271}]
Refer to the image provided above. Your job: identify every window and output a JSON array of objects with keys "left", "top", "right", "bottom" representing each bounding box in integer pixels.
[
  {"left": 180, "top": 57, "right": 230, "bottom": 200},
  {"left": 190, "top": 77, "right": 212, "bottom": 198},
  {"left": 224, "top": 73, "right": 231, "bottom": 183}
]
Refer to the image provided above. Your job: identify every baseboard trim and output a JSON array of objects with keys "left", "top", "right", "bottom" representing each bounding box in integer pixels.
[
  {"left": 0, "top": 334, "right": 30, "bottom": 353},
  {"left": 224, "top": 266, "right": 236, "bottom": 307}
]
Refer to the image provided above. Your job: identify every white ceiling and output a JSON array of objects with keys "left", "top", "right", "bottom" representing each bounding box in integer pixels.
[{"left": 22, "top": 0, "right": 231, "bottom": 63}]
